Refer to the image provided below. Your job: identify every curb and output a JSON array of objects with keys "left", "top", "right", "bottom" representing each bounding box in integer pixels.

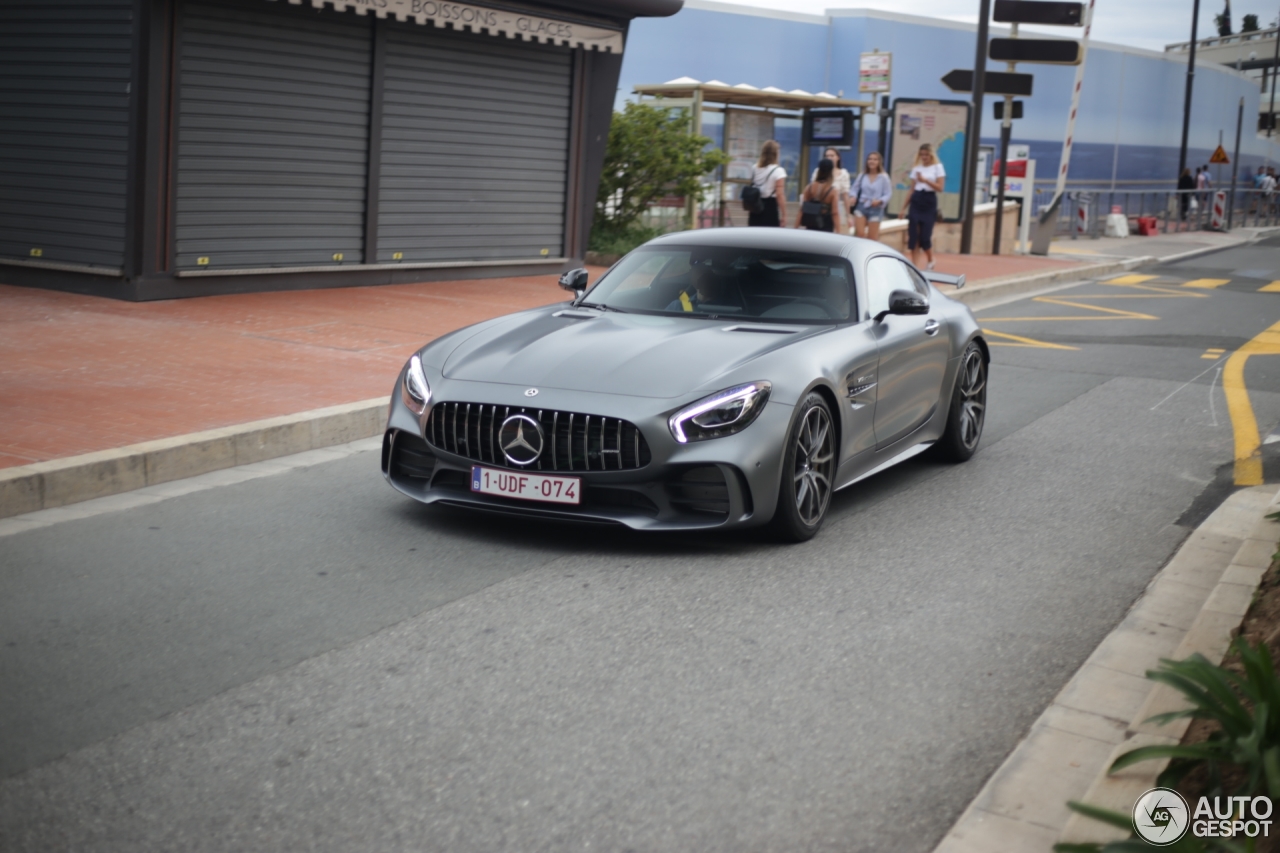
[
  {"left": 0, "top": 398, "right": 387, "bottom": 520},
  {"left": 948, "top": 256, "right": 1150, "bottom": 307},
  {"left": 932, "top": 484, "right": 1280, "bottom": 853}
]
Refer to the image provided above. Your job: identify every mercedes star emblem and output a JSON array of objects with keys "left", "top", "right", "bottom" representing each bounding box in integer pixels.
[
  {"left": 498, "top": 414, "right": 545, "bottom": 466},
  {"left": 524, "top": 388, "right": 539, "bottom": 397}
]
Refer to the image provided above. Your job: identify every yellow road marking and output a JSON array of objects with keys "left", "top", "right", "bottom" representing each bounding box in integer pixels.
[
  {"left": 1206, "top": 348, "right": 1226, "bottom": 352},
  {"left": 981, "top": 329, "right": 1079, "bottom": 350},
  {"left": 1181, "top": 278, "right": 1232, "bottom": 289},
  {"left": 1225, "top": 320, "right": 1280, "bottom": 485},
  {"left": 1201, "top": 353, "right": 1221, "bottom": 359},
  {"left": 1097, "top": 280, "right": 1208, "bottom": 297},
  {"left": 988, "top": 295, "right": 1158, "bottom": 322},
  {"left": 1259, "top": 281, "right": 1280, "bottom": 292},
  {"left": 1103, "top": 274, "right": 1159, "bottom": 285}
]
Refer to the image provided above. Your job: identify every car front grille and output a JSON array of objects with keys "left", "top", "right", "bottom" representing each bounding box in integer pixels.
[{"left": 425, "top": 402, "right": 651, "bottom": 472}]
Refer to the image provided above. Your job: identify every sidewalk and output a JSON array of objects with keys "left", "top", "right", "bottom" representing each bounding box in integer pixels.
[{"left": 0, "top": 225, "right": 1264, "bottom": 518}]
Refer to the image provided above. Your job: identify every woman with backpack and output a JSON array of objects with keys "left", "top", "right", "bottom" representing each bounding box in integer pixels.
[
  {"left": 813, "top": 147, "right": 851, "bottom": 232},
  {"left": 794, "top": 158, "right": 837, "bottom": 232},
  {"left": 849, "top": 151, "right": 891, "bottom": 241},
  {"left": 746, "top": 140, "right": 787, "bottom": 227}
]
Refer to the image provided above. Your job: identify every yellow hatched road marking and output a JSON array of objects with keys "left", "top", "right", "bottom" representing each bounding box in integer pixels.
[
  {"left": 988, "top": 295, "right": 1158, "bottom": 322},
  {"left": 1181, "top": 278, "right": 1232, "bottom": 289},
  {"left": 1102, "top": 274, "right": 1159, "bottom": 285},
  {"left": 1096, "top": 280, "right": 1208, "bottom": 297},
  {"left": 1259, "top": 281, "right": 1280, "bottom": 292},
  {"left": 981, "top": 329, "right": 1079, "bottom": 350},
  {"left": 1225, "top": 321, "right": 1280, "bottom": 485}
]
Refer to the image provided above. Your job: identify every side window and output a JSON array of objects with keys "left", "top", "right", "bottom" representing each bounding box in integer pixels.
[
  {"left": 865, "top": 256, "right": 917, "bottom": 318},
  {"left": 905, "top": 265, "right": 931, "bottom": 296}
]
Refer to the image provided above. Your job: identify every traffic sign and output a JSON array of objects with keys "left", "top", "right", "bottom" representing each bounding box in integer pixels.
[
  {"left": 1210, "top": 144, "right": 1231, "bottom": 164},
  {"left": 989, "top": 37, "right": 1082, "bottom": 65},
  {"left": 942, "top": 69, "right": 1034, "bottom": 97},
  {"left": 993, "top": 0, "right": 1084, "bottom": 25},
  {"left": 994, "top": 100, "right": 1024, "bottom": 120}
]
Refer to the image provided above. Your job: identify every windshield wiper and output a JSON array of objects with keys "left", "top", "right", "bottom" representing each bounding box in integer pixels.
[{"left": 577, "top": 301, "right": 628, "bottom": 313}]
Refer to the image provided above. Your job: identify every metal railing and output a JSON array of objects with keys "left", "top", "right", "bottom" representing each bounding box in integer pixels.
[{"left": 1033, "top": 188, "right": 1280, "bottom": 238}]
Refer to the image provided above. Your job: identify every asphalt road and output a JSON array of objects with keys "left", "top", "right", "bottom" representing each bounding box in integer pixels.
[{"left": 3, "top": 241, "right": 1280, "bottom": 851}]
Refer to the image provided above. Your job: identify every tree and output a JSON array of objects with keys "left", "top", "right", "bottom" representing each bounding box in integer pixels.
[
  {"left": 1215, "top": 0, "right": 1232, "bottom": 35},
  {"left": 1241, "top": 13, "right": 1259, "bottom": 31},
  {"left": 593, "top": 101, "right": 729, "bottom": 240}
]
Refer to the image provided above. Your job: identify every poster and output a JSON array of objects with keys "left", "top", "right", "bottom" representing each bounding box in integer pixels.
[
  {"left": 889, "top": 99, "right": 970, "bottom": 221},
  {"left": 859, "top": 52, "right": 891, "bottom": 94},
  {"left": 725, "top": 110, "right": 775, "bottom": 182}
]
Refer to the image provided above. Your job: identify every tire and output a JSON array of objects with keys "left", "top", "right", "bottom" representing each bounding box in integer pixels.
[
  {"left": 934, "top": 341, "right": 987, "bottom": 463},
  {"left": 770, "top": 393, "right": 837, "bottom": 542}
]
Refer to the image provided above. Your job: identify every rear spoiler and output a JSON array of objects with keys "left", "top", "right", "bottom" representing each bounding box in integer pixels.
[{"left": 922, "top": 270, "right": 966, "bottom": 290}]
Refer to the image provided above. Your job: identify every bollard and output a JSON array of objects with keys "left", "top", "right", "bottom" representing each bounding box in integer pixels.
[{"left": 1210, "top": 190, "right": 1227, "bottom": 231}]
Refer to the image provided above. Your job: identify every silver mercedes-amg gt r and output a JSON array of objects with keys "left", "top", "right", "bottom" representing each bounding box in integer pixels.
[{"left": 382, "top": 228, "right": 987, "bottom": 541}]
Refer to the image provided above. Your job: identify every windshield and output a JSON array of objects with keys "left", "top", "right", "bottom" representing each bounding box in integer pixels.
[{"left": 582, "top": 246, "right": 856, "bottom": 323}]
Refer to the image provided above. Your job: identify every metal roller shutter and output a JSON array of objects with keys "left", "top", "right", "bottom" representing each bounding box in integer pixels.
[
  {"left": 175, "top": 0, "right": 370, "bottom": 270},
  {"left": 378, "top": 24, "right": 572, "bottom": 263},
  {"left": 0, "top": 0, "right": 133, "bottom": 270}
]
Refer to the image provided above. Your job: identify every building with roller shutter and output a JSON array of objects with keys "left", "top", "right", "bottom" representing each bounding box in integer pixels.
[{"left": 0, "top": 0, "right": 680, "bottom": 300}]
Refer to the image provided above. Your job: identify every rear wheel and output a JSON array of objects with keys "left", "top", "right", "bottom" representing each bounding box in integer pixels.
[
  {"left": 934, "top": 341, "right": 987, "bottom": 462},
  {"left": 770, "top": 393, "right": 836, "bottom": 542}
]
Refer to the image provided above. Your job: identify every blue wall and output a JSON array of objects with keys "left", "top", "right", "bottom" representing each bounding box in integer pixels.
[{"left": 620, "top": 2, "right": 1280, "bottom": 187}]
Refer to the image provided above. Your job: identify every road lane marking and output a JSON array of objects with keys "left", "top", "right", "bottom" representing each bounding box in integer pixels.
[
  {"left": 1181, "top": 278, "right": 1232, "bottom": 289},
  {"left": 989, "top": 295, "right": 1158, "bottom": 322},
  {"left": 1259, "top": 281, "right": 1280, "bottom": 292},
  {"left": 1224, "top": 319, "right": 1280, "bottom": 485},
  {"left": 1102, "top": 274, "right": 1159, "bottom": 285},
  {"left": 981, "top": 329, "right": 1079, "bottom": 350}
]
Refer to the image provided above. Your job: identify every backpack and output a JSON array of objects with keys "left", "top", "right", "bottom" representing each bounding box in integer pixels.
[
  {"left": 741, "top": 165, "right": 780, "bottom": 212},
  {"left": 799, "top": 184, "right": 834, "bottom": 230}
]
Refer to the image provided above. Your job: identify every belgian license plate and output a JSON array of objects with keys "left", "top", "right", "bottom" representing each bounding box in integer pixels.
[{"left": 470, "top": 466, "right": 581, "bottom": 505}]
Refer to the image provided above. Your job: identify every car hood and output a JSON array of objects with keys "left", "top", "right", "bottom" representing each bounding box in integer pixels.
[{"left": 440, "top": 307, "right": 820, "bottom": 399}]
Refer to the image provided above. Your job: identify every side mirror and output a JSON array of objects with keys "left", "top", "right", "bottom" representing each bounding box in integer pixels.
[
  {"left": 559, "top": 268, "right": 589, "bottom": 296},
  {"left": 875, "top": 289, "right": 929, "bottom": 323}
]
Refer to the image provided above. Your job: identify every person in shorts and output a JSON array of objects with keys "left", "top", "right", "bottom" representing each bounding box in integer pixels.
[
  {"left": 899, "top": 143, "right": 945, "bottom": 270},
  {"left": 850, "top": 151, "right": 891, "bottom": 241}
]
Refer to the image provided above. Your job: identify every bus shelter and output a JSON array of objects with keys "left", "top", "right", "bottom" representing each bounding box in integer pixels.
[{"left": 634, "top": 79, "right": 871, "bottom": 227}]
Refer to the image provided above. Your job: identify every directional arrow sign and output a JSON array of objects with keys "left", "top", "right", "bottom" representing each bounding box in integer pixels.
[
  {"left": 989, "top": 37, "right": 1082, "bottom": 65},
  {"left": 993, "top": 0, "right": 1084, "bottom": 26},
  {"left": 942, "top": 69, "right": 1034, "bottom": 97}
]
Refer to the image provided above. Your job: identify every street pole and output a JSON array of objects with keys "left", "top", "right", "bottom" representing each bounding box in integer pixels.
[
  {"left": 960, "top": 0, "right": 993, "bottom": 255},
  {"left": 1178, "top": 0, "right": 1202, "bottom": 177},
  {"left": 1271, "top": 11, "right": 1279, "bottom": 136},
  {"left": 993, "top": 23, "right": 1018, "bottom": 256},
  {"left": 1229, "top": 95, "right": 1243, "bottom": 229}
]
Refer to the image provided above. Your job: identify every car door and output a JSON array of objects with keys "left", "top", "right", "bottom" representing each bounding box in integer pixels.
[{"left": 864, "top": 255, "right": 951, "bottom": 449}]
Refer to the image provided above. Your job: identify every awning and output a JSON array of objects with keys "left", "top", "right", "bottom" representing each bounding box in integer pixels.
[
  {"left": 277, "top": 0, "right": 625, "bottom": 52},
  {"left": 634, "top": 79, "right": 872, "bottom": 111}
]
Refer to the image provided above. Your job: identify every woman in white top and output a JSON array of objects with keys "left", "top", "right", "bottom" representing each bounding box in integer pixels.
[
  {"left": 849, "top": 151, "right": 892, "bottom": 242},
  {"left": 748, "top": 140, "right": 787, "bottom": 228},
  {"left": 899, "top": 143, "right": 945, "bottom": 270},
  {"left": 811, "top": 147, "right": 850, "bottom": 232}
]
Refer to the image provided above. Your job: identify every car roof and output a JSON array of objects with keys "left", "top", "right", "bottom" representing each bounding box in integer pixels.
[{"left": 643, "top": 227, "right": 905, "bottom": 266}]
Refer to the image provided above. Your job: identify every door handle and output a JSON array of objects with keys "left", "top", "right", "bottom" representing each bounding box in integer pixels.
[{"left": 924, "top": 319, "right": 940, "bottom": 336}]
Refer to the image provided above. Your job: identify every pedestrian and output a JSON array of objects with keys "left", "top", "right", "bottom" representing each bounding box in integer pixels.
[
  {"left": 795, "top": 158, "right": 837, "bottom": 231},
  {"left": 747, "top": 140, "right": 787, "bottom": 227},
  {"left": 850, "top": 151, "right": 892, "bottom": 241},
  {"left": 812, "top": 147, "right": 851, "bottom": 232},
  {"left": 899, "top": 143, "right": 945, "bottom": 270},
  {"left": 1178, "top": 167, "right": 1195, "bottom": 220}
]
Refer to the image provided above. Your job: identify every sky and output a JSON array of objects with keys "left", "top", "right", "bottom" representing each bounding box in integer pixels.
[{"left": 719, "top": 0, "right": 1274, "bottom": 52}]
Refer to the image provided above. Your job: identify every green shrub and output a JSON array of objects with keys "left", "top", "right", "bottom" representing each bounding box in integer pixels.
[
  {"left": 1109, "top": 639, "right": 1280, "bottom": 800},
  {"left": 587, "top": 224, "right": 664, "bottom": 257}
]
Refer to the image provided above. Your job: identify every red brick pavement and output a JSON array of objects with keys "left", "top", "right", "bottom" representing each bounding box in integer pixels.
[{"left": 0, "top": 252, "right": 1084, "bottom": 469}]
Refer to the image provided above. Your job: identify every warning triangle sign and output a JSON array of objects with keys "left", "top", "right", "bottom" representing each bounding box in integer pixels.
[{"left": 1210, "top": 144, "right": 1230, "bottom": 164}]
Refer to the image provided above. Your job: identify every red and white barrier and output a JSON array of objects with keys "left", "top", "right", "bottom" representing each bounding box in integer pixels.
[{"left": 1211, "top": 190, "right": 1227, "bottom": 230}]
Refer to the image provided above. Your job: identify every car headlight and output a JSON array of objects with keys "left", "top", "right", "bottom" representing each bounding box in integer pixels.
[
  {"left": 401, "top": 354, "right": 431, "bottom": 415},
  {"left": 669, "top": 381, "right": 771, "bottom": 443}
]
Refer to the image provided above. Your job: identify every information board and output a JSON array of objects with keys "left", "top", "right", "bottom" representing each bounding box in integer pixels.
[
  {"left": 859, "top": 52, "right": 891, "bottom": 93},
  {"left": 888, "top": 99, "right": 970, "bottom": 221},
  {"left": 725, "top": 110, "right": 775, "bottom": 182}
]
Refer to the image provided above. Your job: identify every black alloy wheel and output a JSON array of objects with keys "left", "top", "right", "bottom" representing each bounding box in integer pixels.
[
  {"left": 771, "top": 393, "right": 836, "bottom": 542},
  {"left": 935, "top": 341, "right": 987, "bottom": 462}
]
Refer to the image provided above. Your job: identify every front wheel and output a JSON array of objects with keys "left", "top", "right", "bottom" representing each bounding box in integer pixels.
[
  {"left": 770, "top": 393, "right": 836, "bottom": 542},
  {"left": 934, "top": 341, "right": 987, "bottom": 462}
]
